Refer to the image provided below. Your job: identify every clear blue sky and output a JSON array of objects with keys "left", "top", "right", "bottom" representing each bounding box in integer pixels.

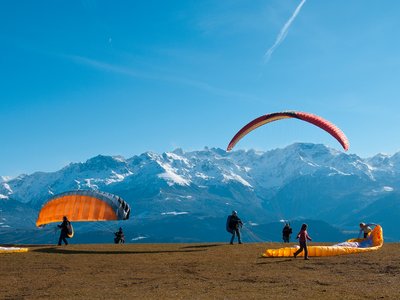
[{"left": 1, "top": 0, "right": 400, "bottom": 177}]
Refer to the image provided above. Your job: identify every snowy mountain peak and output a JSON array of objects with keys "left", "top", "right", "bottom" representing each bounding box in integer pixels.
[
  {"left": 0, "top": 176, "right": 13, "bottom": 183},
  {"left": 3, "top": 143, "right": 400, "bottom": 242},
  {"left": 84, "top": 154, "right": 128, "bottom": 169},
  {"left": 2, "top": 143, "right": 400, "bottom": 207},
  {"left": 283, "top": 142, "right": 341, "bottom": 158},
  {"left": 172, "top": 148, "right": 185, "bottom": 155}
]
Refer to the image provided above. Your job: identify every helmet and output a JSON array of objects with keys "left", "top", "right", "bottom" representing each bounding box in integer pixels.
[
  {"left": 232, "top": 210, "right": 237, "bottom": 215},
  {"left": 360, "top": 222, "right": 366, "bottom": 227}
]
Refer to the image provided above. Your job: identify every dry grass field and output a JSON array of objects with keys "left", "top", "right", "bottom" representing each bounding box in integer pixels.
[{"left": 1, "top": 242, "right": 399, "bottom": 299}]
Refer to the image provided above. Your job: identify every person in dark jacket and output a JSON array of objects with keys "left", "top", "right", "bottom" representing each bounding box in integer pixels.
[
  {"left": 293, "top": 223, "right": 312, "bottom": 260},
  {"left": 227, "top": 211, "right": 243, "bottom": 244},
  {"left": 282, "top": 223, "right": 292, "bottom": 243},
  {"left": 114, "top": 227, "right": 125, "bottom": 244},
  {"left": 57, "top": 216, "right": 71, "bottom": 246}
]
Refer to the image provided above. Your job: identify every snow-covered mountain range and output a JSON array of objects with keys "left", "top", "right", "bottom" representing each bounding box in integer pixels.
[{"left": 1, "top": 143, "right": 399, "bottom": 243}]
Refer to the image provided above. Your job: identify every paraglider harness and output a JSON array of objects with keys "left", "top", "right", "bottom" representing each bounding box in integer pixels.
[
  {"left": 66, "top": 222, "right": 73, "bottom": 238},
  {"left": 58, "top": 220, "right": 73, "bottom": 238},
  {"left": 114, "top": 229, "right": 125, "bottom": 244},
  {"left": 226, "top": 215, "right": 243, "bottom": 234},
  {"left": 226, "top": 215, "right": 234, "bottom": 234}
]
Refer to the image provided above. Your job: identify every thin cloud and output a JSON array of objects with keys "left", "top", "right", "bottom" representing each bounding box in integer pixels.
[
  {"left": 264, "top": 0, "right": 306, "bottom": 62},
  {"left": 66, "top": 54, "right": 155, "bottom": 79},
  {"left": 64, "top": 54, "right": 261, "bottom": 102}
]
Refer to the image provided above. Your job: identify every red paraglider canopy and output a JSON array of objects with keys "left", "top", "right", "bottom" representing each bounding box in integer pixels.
[{"left": 227, "top": 111, "right": 349, "bottom": 151}]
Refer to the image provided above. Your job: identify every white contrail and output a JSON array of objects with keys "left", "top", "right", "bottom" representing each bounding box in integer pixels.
[{"left": 264, "top": 0, "right": 306, "bottom": 62}]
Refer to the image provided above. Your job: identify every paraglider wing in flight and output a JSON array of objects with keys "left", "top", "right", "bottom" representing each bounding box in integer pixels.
[
  {"left": 36, "top": 190, "right": 130, "bottom": 227},
  {"left": 226, "top": 111, "right": 349, "bottom": 151}
]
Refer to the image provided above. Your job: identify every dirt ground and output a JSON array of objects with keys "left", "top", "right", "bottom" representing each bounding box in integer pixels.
[{"left": 1, "top": 242, "right": 399, "bottom": 299}]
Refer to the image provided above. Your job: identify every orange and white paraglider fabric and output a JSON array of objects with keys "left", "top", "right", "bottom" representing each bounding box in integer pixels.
[
  {"left": 36, "top": 190, "right": 130, "bottom": 227},
  {"left": 263, "top": 225, "right": 383, "bottom": 257}
]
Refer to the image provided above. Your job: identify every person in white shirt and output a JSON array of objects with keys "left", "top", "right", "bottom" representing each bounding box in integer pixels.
[{"left": 358, "top": 222, "right": 377, "bottom": 239}]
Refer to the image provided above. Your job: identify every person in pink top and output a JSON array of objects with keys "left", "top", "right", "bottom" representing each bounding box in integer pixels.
[{"left": 293, "top": 223, "right": 312, "bottom": 260}]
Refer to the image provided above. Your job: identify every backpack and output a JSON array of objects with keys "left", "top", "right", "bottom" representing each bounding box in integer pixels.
[{"left": 226, "top": 215, "right": 234, "bottom": 233}]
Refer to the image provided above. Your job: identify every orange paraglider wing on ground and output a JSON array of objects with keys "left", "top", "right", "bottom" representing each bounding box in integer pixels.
[
  {"left": 262, "top": 225, "right": 383, "bottom": 257},
  {"left": 227, "top": 111, "right": 349, "bottom": 151}
]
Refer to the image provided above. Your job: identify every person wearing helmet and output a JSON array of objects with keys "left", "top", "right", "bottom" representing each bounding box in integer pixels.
[
  {"left": 358, "top": 222, "right": 377, "bottom": 239},
  {"left": 226, "top": 210, "right": 243, "bottom": 244}
]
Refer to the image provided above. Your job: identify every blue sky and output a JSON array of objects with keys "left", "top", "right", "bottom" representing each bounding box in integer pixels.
[{"left": 1, "top": 0, "right": 400, "bottom": 176}]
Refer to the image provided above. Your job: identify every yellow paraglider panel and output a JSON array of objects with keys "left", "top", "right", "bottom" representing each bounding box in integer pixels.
[
  {"left": 0, "top": 247, "right": 29, "bottom": 253},
  {"left": 263, "top": 225, "right": 383, "bottom": 257}
]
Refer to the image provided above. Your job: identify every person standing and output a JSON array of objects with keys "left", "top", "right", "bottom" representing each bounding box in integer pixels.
[
  {"left": 227, "top": 211, "right": 243, "bottom": 244},
  {"left": 114, "top": 227, "right": 125, "bottom": 244},
  {"left": 282, "top": 223, "right": 292, "bottom": 243},
  {"left": 57, "top": 216, "right": 71, "bottom": 246},
  {"left": 293, "top": 223, "right": 312, "bottom": 260},
  {"left": 358, "top": 222, "right": 377, "bottom": 239}
]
